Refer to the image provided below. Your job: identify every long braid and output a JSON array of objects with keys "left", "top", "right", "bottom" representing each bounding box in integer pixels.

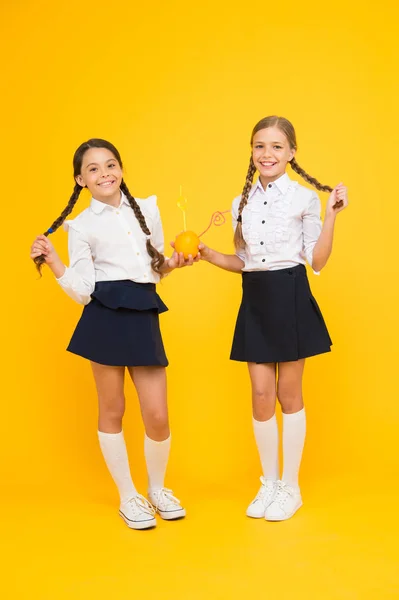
[
  {"left": 233, "top": 117, "right": 333, "bottom": 253},
  {"left": 289, "top": 157, "right": 332, "bottom": 193},
  {"left": 34, "top": 182, "right": 83, "bottom": 275},
  {"left": 234, "top": 157, "right": 256, "bottom": 249},
  {"left": 120, "top": 180, "right": 165, "bottom": 275}
]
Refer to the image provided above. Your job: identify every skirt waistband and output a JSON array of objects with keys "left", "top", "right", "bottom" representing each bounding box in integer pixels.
[
  {"left": 91, "top": 280, "right": 168, "bottom": 313},
  {"left": 242, "top": 264, "right": 307, "bottom": 279}
]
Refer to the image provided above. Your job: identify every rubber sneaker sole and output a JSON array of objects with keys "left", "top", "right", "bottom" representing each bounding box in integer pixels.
[
  {"left": 119, "top": 510, "right": 157, "bottom": 530},
  {"left": 265, "top": 500, "right": 303, "bottom": 522},
  {"left": 246, "top": 508, "right": 267, "bottom": 518},
  {"left": 155, "top": 507, "right": 186, "bottom": 520}
]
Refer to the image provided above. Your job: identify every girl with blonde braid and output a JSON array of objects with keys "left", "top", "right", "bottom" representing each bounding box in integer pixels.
[
  {"left": 30, "top": 139, "right": 199, "bottom": 530},
  {"left": 200, "top": 116, "right": 348, "bottom": 521}
]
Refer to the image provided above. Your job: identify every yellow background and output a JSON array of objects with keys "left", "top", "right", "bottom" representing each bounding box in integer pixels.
[{"left": 1, "top": 0, "right": 398, "bottom": 598}]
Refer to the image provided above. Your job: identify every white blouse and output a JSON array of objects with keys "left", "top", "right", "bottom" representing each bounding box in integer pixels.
[
  {"left": 232, "top": 173, "right": 322, "bottom": 272},
  {"left": 57, "top": 193, "right": 164, "bottom": 305}
]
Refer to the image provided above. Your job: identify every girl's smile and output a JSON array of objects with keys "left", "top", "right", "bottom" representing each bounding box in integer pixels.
[
  {"left": 252, "top": 126, "right": 295, "bottom": 186},
  {"left": 76, "top": 147, "right": 123, "bottom": 206},
  {"left": 97, "top": 179, "right": 117, "bottom": 187}
]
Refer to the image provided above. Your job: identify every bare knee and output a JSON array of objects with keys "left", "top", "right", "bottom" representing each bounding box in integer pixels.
[
  {"left": 252, "top": 388, "right": 276, "bottom": 421},
  {"left": 145, "top": 409, "right": 169, "bottom": 440},
  {"left": 98, "top": 395, "right": 125, "bottom": 431},
  {"left": 277, "top": 384, "right": 303, "bottom": 414}
]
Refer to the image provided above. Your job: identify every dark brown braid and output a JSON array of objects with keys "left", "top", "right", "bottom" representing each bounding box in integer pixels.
[
  {"left": 34, "top": 183, "right": 83, "bottom": 275},
  {"left": 34, "top": 138, "right": 166, "bottom": 278},
  {"left": 234, "top": 157, "right": 256, "bottom": 250},
  {"left": 120, "top": 180, "right": 165, "bottom": 275},
  {"left": 289, "top": 157, "right": 332, "bottom": 193}
]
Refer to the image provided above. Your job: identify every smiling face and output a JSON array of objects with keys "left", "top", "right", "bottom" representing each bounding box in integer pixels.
[
  {"left": 75, "top": 147, "right": 123, "bottom": 205},
  {"left": 252, "top": 125, "right": 296, "bottom": 186}
]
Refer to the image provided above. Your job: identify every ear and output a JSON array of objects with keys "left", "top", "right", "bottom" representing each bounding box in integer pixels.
[
  {"left": 289, "top": 148, "right": 296, "bottom": 162},
  {"left": 75, "top": 174, "right": 85, "bottom": 187}
]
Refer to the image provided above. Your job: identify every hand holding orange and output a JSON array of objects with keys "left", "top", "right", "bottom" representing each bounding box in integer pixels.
[{"left": 174, "top": 230, "right": 200, "bottom": 259}]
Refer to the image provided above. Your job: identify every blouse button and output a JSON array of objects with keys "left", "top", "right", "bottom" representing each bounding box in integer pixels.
[
  {"left": 262, "top": 259, "right": 266, "bottom": 263},
  {"left": 262, "top": 220, "right": 265, "bottom": 224},
  {"left": 268, "top": 183, "right": 272, "bottom": 188},
  {"left": 260, "top": 241, "right": 264, "bottom": 245},
  {"left": 263, "top": 201, "right": 267, "bottom": 205}
]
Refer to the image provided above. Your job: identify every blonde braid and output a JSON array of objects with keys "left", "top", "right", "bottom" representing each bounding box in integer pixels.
[
  {"left": 234, "top": 157, "right": 256, "bottom": 249},
  {"left": 289, "top": 157, "right": 332, "bottom": 193}
]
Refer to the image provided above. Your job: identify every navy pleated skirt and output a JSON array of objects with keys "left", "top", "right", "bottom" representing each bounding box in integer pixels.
[
  {"left": 230, "top": 265, "right": 332, "bottom": 364},
  {"left": 67, "top": 280, "right": 168, "bottom": 367}
]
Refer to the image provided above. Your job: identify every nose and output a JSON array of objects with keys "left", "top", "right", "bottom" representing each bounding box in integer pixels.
[{"left": 261, "top": 147, "right": 272, "bottom": 159}]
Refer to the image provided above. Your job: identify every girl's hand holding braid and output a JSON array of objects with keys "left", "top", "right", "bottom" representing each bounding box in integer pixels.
[
  {"left": 30, "top": 235, "right": 65, "bottom": 277},
  {"left": 327, "top": 183, "right": 348, "bottom": 218},
  {"left": 30, "top": 235, "right": 58, "bottom": 264}
]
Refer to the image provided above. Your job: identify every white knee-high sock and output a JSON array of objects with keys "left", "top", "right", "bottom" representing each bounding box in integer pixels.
[
  {"left": 98, "top": 431, "right": 137, "bottom": 504},
  {"left": 144, "top": 434, "right": 171, "bottom": 492},
  {"left": 253, "top": 415, "right": 279, "bottom": 481},
  {"left": 282, "top": 408, "right": 306, "bottom": 490}
]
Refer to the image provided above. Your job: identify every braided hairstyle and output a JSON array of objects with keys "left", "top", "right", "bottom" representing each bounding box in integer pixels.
[
  {"left": 119, "top": 179, "right": 165, "bottom": 273},
  {"left": 34, "top": 182, "right": 83, "bottom": 274},
  {"left": 34, "top": 138, "right": 165, "bottom": 275},
  {"left": 234, "top": 116, "right": 333, "bottom": 250}
]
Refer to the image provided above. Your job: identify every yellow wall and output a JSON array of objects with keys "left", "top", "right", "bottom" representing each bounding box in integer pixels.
[{"left": 1, "top": 0, "right": 397, "bottom": 500}]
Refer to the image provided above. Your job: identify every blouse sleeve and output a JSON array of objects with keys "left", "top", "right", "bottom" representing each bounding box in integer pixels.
[
  {"left": 149, "top": 197, "right": 165, "bottom": 255},
  {"left": 302, "top": 192, "right": 322, "bottom": 273},
  {"left": 56, "top": 222, "right": 96, "bottom": 305}
]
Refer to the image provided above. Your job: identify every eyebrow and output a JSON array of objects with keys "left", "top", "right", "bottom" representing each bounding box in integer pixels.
[
  {"left": 85, "top": 159, "right": 117, "bottom": 168},
  {"left": 254, "top": 141, "right": 284, "bottom": 144}
]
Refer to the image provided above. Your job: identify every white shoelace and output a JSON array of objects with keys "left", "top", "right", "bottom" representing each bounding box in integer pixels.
[
  {"left": 126, "top": 494, "right": 156, "bottom": 516},
  {"left": 273, "top": 482, "right": 296, "bottom": 507},
  {"left": 253, "top": 477, "right": 275, "bottom": 502},
  {"left": 151, "top": 488, "right": 181, "bottom": 511}
]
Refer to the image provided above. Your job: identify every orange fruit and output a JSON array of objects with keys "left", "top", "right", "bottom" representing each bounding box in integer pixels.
[{"left": 174, "top": 230, "right": 200, "bottom": 259}]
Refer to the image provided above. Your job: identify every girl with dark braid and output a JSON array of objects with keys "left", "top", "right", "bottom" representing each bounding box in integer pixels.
[
  {"left": 30, "top": 139, "right": 199, "bottom": 530},
  {"left": 199, "top": 116, "right": 348, "bottom": 521}
]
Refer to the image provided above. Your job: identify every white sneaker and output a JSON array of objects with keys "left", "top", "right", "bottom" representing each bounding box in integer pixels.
[
  {"left": 265, "top": 481, "right": 302, "bottom": 521},
  {"left": 119, "top": 494, "right": 157, "bottom": 530},
  {"left": 148, "top": 488, "right": 186, "bottom": 520},
  {"left": 246, "top": 477, "right": 278, "bottom": 518}
]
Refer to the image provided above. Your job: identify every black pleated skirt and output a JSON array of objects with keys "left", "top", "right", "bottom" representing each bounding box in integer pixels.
[
  {"left": 67, "top": 280, "right": 168, "bottom": 367},
  {"left": 230, "top": 265, "right": 332, "bottom": 364}
]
